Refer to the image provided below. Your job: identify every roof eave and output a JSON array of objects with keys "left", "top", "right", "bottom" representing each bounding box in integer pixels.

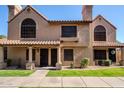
[{"left": 48, "top": 20, "right": 92, "bottom": 24}]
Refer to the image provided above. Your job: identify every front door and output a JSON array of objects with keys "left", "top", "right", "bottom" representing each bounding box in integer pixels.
[
  {"left": 109, "top": 48, "right": 116, "bottom": 62},
  {"left": 51, "top": 49, "right": 57, "bottom": 67},
  {"left": 40, "top": 49, "right": 48, "bottom": 67}
]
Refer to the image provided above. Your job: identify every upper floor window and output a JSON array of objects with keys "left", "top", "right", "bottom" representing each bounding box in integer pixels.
[
  {"left": 61, "top": 26, "right": 77, "bottom": 37},
  {"left": 21, "top": 18, "right": 36, "bottom": 38},
  {"left": 94, "top": 25, "right": 106, "bottom": 41}
]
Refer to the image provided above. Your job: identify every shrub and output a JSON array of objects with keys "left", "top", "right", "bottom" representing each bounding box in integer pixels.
[
  {"left": 119, "top": 60, "right": 124, "bottom": 66},
  {"left": 7, "top": 59, "right": 12, "bottom": 66},
  {"left": 104, "top": 60, "right": 112, "bottom": 66},
  {"left": 80, "top": 58, "right": 89, "bottom": 68},
  {"left": 98, "top": 60, "right": 104, "bottom": 66},
  {"left": 70, "top": 62, "right": 74, "bottom": 68},
  {"left": 95, "top": 60, "right": 99, "bottom": 65}
]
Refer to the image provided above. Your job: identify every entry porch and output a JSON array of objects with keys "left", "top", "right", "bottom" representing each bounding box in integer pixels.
[
  {"left": 93, "top": 41, "right": 124, "bottom": 66},
  {"left": 0, "top": 39, "right": 62, "bottom": 70}
]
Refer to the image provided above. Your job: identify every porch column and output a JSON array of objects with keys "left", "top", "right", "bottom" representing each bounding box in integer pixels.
[
  {"left": 48, "top": 48, "right": 51, "bottom": 66},
  {"left": 56, "top": 47, "right": 62, "bottom": 70},
  {"left": 121, "top": 47, "right": 124, "bottom": 61},
  {"left": 26, "top": 47, "right": 35, "bottom": 70},
  {"left": 0, "top": 47, "right": 6, "bottom": 69},
  {"left": 28, "top": 47, "right": 32, "bottom": 63},
  {"left": 58, "top": 47, "right": 62, "bottom": 64},
  {"left": 106, "top": 49, "right": 109, "bottom": 60},
  {"left": 0, "top": 47, "right": 4, "bottom": 63}
]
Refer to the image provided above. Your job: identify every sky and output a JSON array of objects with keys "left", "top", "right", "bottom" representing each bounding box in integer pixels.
[{"left": 0, "top": 5, "right": 124, "bottom": 42}]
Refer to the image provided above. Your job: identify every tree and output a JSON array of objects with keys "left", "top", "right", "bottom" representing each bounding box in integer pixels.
[{"left": 0, "top": 35, "right": 6, "bottom": 39}]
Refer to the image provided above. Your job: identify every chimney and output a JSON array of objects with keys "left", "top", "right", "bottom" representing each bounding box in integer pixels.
[
  {"left": 82, "top": 5, "right": 93, "bottom": 21},
  {"left": 8, "top": 5, "right": 22, "bottom": 21}
]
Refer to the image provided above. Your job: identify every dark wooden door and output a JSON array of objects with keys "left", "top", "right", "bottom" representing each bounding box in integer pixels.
[
  {"left": 40, "top": 49, "right": 48, "bottom": 67},
  {"left": 51, "top": 49, "right": 57, "bottom": 67},
  {"left": 109, "top": 48, "right": 116, "bottom": 62}
]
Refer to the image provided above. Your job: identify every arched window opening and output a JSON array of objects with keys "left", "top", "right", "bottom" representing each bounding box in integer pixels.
[
  {"left": 21, "top": 18, "right": 36, "bottom": 38},
  {"left": 94, "top": 25, "right": 106, "bottom": 41}
]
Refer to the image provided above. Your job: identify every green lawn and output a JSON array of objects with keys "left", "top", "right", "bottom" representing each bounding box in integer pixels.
[
  {"left": 0, "top": 70, "right": 34, "bottom": 77},
  {"left": 47, "top": 68, "right": 124, "bottom": 77}
]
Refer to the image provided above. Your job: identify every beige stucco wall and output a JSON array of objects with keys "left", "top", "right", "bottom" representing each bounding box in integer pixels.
[
  {"left": 8, "top": 8, "right": 55, "bottom": 40},
  {"left": 61, "top": 47, "right": 93, "bottom": 67},
  {"left": 7, "top": 47, "right": 40, "bottom": 67},
  {"left": 0, "top": 47, "right": 3, "bottom": 62},
  {"left": 7, "top": 7, "right": 118, "bottom": 67},
  {"left": 8, "top": 47, "right": 27, "bottom": 67},
  {"left": 7, "top": 46, "right": 93, "bottom": 67},
  {"left": 5, "top": 46, "right": 120, "bottom": 67},
  {"left": 8, "top": 7, "right": 90, "bottom": 47},
  {"left": 91, "top": 16, "right": 116, "bottom": 42}
]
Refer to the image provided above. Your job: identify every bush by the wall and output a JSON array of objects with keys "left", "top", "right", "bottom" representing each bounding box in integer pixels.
[
  {"left": 70, "top": 62, "right": 74, "bottom": 68},
  {"left": 7, "top": 59, "right": 12, "bottom": 66},
  {"left": 104, "top": 60, "right": 112, "bottom": 66},
  {"left": 80, "top": 58, "right": 89, "bottom": 68},
  {"left": 98, "top": 60, "right": 104, "bottom": 66}
]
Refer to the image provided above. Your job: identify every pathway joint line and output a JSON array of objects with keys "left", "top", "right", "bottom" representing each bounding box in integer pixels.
[
  {"left": 117, "top": 77, "right": 124, "bottom": 82},
  {"left": 61, "top": 77, "right": 63, "bottom": 88},
  {"left": 80, "top": 77, "right": 87, "bottom": 87},
  {"left": 99, "top": 77, "right": 113, "bottom": 88}
]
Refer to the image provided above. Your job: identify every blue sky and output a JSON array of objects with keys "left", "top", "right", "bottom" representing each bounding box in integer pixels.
[{"left": 0, "top": 5, "right": 124, "bottom": 42}]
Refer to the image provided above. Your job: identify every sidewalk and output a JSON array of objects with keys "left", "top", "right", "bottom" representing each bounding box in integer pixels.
[{"left": 0, "top": 70, "right": 124, "bottom": 88}]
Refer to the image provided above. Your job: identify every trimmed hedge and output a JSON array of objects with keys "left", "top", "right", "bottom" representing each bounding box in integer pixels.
[
  {"left": 97, "top": 59, "right": 112, "bottom": 66},
  {"left": 104, "top": 60, "right": 112, "bottom": 66}
]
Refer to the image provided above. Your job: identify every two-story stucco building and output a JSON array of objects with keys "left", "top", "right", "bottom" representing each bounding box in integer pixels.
[{"left": 0, "top": 5, "right": 124, "bottom": 69}]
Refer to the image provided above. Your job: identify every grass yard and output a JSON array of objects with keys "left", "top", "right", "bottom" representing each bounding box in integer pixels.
[
  {"left": 47, "top": 68, "right": 124, "bottom": 77},
  {"left": 0, "top": 70, "right": 34, "bottom": 77}
]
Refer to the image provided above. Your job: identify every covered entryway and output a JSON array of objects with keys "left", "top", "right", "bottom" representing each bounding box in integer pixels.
[
  {"left": 40, "top": 49, "right": 48, "bottom": 67},
  {"left": 40, "top": 48, "right": 57, "bottom": 67},
  {"left": 94, "top": 48, "right": 117, "bottom": 63},
  {"left": 93, "top": 41, "right": 124, "bottom": 65},
  {"left": 109, "top": 48, "right": 116, "bottom": 62},
  {"left": 51, "top": 48, "right": 57, "bottom": 67},
  {"left": 0, "top": 39, "right": 61, "bottom": 69}
]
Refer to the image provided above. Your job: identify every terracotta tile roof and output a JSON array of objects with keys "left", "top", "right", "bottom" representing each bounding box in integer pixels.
[
  {"left": 93, "top": 41, "right": 124, "bottom": 47},
  {"left": 48, "top": 20, "right": 92, "bottom": 23},
  {"left": 0, "top": 39, "right": 60, "bottom": 45}
]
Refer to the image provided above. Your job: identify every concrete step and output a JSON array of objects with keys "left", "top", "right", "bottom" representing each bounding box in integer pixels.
[{"left": 35, "top": 67, "right": 56, "bottom": 70}]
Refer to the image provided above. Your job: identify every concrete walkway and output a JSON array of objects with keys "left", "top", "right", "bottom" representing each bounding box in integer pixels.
[
  {"left": 29, "top": 70, "right": 48, "bottom": 77},
  {"left": 0, "top": 70, "right": 124, "bottom": 88},
  {"left": 0, "top": 77, "right": 124, "bottom": 88}
]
